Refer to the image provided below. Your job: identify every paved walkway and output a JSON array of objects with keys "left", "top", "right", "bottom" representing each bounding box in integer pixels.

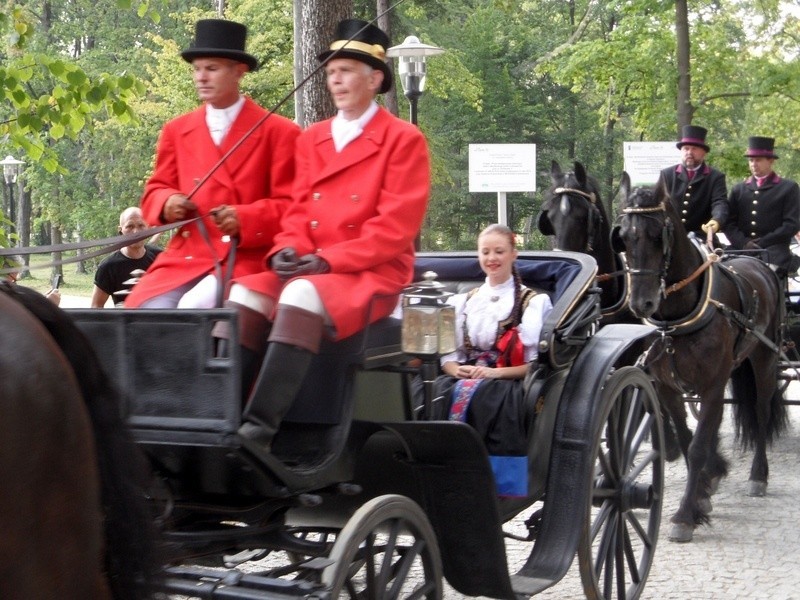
[{"left": 474, "top": 404, "right": 800, "bottom": 600}]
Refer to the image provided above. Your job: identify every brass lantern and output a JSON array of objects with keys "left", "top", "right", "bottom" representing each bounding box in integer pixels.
[{"left": 401, "top": 271, "right": 457, "bottom": 358}]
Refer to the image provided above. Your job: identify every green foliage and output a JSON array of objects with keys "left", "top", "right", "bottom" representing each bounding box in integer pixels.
[{"left": 2, "top": 0, "right": 800, "bottom": 258}]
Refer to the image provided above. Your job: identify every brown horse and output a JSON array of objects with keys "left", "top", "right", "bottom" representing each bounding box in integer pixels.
[
  {"left": 0, "top": 283, "right": 160, "bottom": 598},
  {"left": 539, "top": 160, "right": 694, "bottom": 462},
  {"left": 611, "top": 173, "right": 787, "bottom": 542}
]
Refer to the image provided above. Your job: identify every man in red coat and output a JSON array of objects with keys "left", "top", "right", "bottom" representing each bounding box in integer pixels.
[
  {"left": 126, "top": 19, "right": 300, "bottom": 308},
  {"left": 228, "top": 19, "right": 430, "bottom": 456}
]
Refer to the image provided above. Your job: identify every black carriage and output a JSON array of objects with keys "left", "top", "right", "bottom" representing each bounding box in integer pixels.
[{"left": 69, "top": 250, "right": 664, "bottom": 600}]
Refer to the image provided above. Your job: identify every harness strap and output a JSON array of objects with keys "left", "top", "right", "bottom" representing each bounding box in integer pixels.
[{"left": 708, "top": 298, "right": 780, "bottom": 354}]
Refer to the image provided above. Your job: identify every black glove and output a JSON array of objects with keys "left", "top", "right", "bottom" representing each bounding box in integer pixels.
[
  {"left": 293, "top": 254, "right": 330, "bottom": 276},
  {"left": 271, "top": 247, "right": 299, "bottom": 280},
  {"left": 744, "top": 239, "right": 761, "bottom": 251}
]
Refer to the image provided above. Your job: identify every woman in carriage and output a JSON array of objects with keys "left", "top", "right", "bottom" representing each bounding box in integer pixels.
[{"left": 424, "top": 224, "right": 552, "bottom": 495}]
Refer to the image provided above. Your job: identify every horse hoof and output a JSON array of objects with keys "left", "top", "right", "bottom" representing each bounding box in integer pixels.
[
  {"left": 664, "top": 442, "right": 681, "bottom": 463},
  {"left": 697, "top": 497, "right": 713, "bottom": 514},
  {"left": 748, "top": 481, "right": 767, "bottom": 497},
  {"left": 708, "top": 476, "right": 722, "bottom": 495},
  {"left": 668, "top": 523, "right": 694, "bottom": 543}
]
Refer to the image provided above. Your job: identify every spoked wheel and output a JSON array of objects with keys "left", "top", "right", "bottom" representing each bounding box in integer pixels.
[
  {"left": 579, "top": 367, "right": 664, "bottom": 600},
  {"left": 321, "top": 494, "right": 443, "bottom": 599}
]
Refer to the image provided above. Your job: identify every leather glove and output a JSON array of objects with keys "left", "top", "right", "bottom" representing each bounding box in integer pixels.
[
  {"left": 744, "top": 239, "right": 761, "bottom": 250},
  {"left": 271, "top": 247, "right": 300, "bottom": 280},
  {"left": 293, "top": 254, "right": 330, "bottom": 277},
  {"left": 701, "top": 219, "right": 720, "bottom": 234}
]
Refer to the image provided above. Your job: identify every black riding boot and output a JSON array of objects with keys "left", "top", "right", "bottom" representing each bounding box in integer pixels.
[
  {"left": 238, "top": 305, "right": 324, "bottom": 456},
  {"left": 212, "top": 300, "right": 271, "bottom": 401}
]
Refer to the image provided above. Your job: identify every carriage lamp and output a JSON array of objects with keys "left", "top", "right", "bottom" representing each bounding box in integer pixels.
[
  {"left": 401, "top": 271, "right": 456, "bottom": 357},
  {"left": 386, "top": 36, "right": 444, "bottom": 126},
  {"left": 402, "top": 271, "right": 456, "bottom": 419}
]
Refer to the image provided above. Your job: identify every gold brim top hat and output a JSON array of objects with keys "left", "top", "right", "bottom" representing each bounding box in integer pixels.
[
  {"left": 318, "top": 19, "right": 393, "bottom": 94},
  {"left": 181, "top": 19, "right": 259, "bottom": 72}
]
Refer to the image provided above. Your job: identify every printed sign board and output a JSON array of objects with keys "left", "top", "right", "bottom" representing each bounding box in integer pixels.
[
  {"left": 468, "top": 144, "right": 537, "bottom": 192},
  {"left": 623, "top": 141, "right": 681, "bottom": 186}
]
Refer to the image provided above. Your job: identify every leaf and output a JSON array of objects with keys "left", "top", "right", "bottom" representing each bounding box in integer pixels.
[
  {"left": 50, "top": 123, "right": 65, "bottom": 139},
  {"left": 66, "top": 70, "right": 87, "bottom": 86}
]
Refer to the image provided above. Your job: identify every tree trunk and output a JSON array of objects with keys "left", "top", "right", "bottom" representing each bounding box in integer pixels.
[
  {"left": 51, "top": 223, "right": 63, "bottom": 282},
  {"left": 376, "top": 0, "right": 399, "bottom": 117},
  {"left": 297, "top": 0, "right": 352, "bottom": 127},
  {"left": 293, "top": 1, "right": 305, "bottom": 126},
  {"left": 675, "top": 0, "right": 693, "bottom": 130}
]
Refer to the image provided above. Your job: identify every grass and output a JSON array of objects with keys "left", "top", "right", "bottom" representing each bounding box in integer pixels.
[{"left": 17, "top": 252, "right": 97, "bottom": 297}]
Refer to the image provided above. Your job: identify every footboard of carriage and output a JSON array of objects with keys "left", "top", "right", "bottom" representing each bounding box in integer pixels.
[{"left": 68, "top": 250, "right": 663, "bottom": 600}]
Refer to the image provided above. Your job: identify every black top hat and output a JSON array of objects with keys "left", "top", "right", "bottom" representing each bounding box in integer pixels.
[
  {"left": 745, "top": 136, "right": 779, "bottom": 159},
  {"left": 317, "top": 19, "right": 393, "bottom": 94},
  {"left": 676, "top": 125, "right": 710, "bottom": 152},
  {"left": 181, "top": 19, "right": 258, "bottom": 72}
]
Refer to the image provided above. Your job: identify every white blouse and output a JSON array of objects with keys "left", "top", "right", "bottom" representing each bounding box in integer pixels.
[{"left": 440, "top": 276, "right": 553, "bottom": 366}]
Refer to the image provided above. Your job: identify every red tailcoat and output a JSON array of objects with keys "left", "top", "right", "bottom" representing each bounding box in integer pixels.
[
  {"left": 126, "top": 98, "right": 300, "bottom": 306},
  {"left": 236, "top": 107, "right": 430, "bottom": 340}
]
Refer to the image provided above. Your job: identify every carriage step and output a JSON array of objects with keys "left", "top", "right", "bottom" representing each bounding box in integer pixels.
[{"left": 158, "top": 565, "right": 328, "bottom": 599}]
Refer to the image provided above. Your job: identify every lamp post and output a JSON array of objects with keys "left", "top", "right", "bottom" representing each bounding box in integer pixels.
[
  {"left": 401, "top": 271, "right": 456, "bottom": 419},
  {"left": 386, "top": 36, "right": 445, "bottom": 126},
  {"left": 0, "top": 155, "right": 24, "bottom": 235}
]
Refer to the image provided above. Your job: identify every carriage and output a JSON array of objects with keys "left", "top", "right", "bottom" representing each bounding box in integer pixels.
[{"left": 56, "top": 250, "right": 664, "bottom": 600}]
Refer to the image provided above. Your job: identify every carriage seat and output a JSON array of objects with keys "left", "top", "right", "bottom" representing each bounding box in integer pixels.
[{"left": 413, "top": 254, "right": 581, "bottom": 303}]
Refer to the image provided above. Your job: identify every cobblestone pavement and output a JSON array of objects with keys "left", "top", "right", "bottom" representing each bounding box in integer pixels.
[{"left": 457, "top": 404, "right": 800, "bottom": 600}]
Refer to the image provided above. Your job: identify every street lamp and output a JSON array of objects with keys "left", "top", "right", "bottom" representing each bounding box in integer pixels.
[
  {"left": 0, "top": 155, "right": 24, "bottom": 233},
  {"left": 386, "top": 35, "right": 445, "bottom": 125}
]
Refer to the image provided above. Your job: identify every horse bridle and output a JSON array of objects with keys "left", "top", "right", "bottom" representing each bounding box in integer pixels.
[
  {"left": 619, "top": 202, "right": 675, "bottom": 296},
  {"left": 553, "top": 185, "right": 600, "bottom": 252}
]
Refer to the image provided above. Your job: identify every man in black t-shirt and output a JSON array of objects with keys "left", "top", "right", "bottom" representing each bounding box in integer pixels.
[{"left": 91, "top": 208, "right": 162, "bottom": 307}]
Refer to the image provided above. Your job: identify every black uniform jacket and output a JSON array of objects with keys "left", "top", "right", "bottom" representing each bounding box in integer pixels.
[
  {"left": 724, "top": 173, "right": 800, "bottom": 273},
  {"left": 660, "top": 163, "right": 729, "bottom": 238}
]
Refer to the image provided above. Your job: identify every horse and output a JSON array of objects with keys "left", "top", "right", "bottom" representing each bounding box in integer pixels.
[
  {"left": 0, "top": 282, "right": 160, "bottom": 598},
  {"left": 538, "top": 160, "right": 625, "bottom": 318},
  {"left": 611, "top": 173, "right": 788, "bottom": 542},
  {"left": 538, "top": 160, "right": 693, "bottom": 462}
]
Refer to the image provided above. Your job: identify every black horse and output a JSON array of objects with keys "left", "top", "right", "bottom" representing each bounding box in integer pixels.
[
  {"left": 611, "top": 173, "right": 787, "bottom": 542},
  {"left": 539, "top": 161, "right": 694, "bottom": 463},
  {"left": 538, "top": 160, "right": 626, "bottom": 319},
  {"left": 0, "top": 283, "right": 160, "bottom": 598}
]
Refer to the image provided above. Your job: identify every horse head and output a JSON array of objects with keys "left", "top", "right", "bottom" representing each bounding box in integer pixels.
[
  {"left": 611, "top": 172, "right": 679, "bottom": 319},
  {"left": 538, "top": 160, "right": 604, "bottom": 252}
]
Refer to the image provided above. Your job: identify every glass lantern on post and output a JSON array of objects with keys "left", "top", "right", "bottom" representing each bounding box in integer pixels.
[{"left": 401, "top": 271, "right": 457, "bottom": 419}]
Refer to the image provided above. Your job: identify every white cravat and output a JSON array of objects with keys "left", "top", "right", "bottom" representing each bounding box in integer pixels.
[
  {"left": 206, "top": 96, "right": 245, "bottom": 145},
  {"left": 331, "top": 101, "right": 379, "bottom": 152}
]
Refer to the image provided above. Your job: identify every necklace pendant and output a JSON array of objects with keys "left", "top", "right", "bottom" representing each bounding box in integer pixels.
[{"left": 490, "top": 295, "right": 499, "bottom": 302}]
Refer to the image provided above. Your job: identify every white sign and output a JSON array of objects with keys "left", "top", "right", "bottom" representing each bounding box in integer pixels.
[
  {"left": 623, "top": 141, "right": 681, "bottom": 187},
  {"left": 468, "top": 144, "right": 537, "bottom": 192}
]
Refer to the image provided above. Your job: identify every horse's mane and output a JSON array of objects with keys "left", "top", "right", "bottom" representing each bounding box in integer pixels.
[{"left": 2, "top": 284, "right": 162, "bottom": 599}]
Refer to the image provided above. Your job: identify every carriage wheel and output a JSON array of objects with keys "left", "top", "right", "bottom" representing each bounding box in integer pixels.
[
  {"left": 321, "top": 494, "right": 443, "bottom": 599},
  {"left": 578, "top": 367, "right": 664, "bottom": 600}
]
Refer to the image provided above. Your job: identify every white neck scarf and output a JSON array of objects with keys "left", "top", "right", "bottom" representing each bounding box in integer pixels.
[
  {"left": 206, "top": 96, "right": 245, "bottom": 146},
  {"left": 331, "top": 101, "right": 379, "bottom": 152}
]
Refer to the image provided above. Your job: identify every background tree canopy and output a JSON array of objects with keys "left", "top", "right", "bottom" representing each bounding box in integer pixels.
[{"left": 1, "top": 0, "right": 798, "bottom": 263}]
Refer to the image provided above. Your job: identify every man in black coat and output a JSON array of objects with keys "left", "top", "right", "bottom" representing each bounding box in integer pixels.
[
  {"left": 659, "top": 124, "right": 728, "bottom": 241},
  {"left": 724, "top": 136, "right": 800, "bottom": 277}
]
